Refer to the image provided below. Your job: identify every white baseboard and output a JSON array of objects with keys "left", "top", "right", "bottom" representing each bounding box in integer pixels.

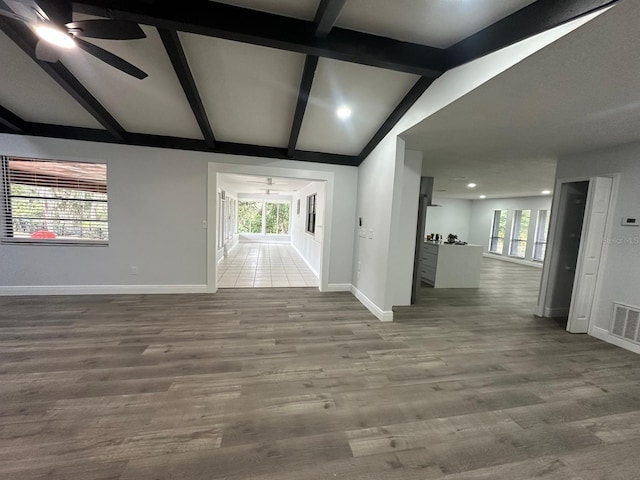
[
  {"left": 591, "top": 326, "right": 640, "bottom": 354},
  {"left": 291, "top": 243, "right": 319, "bottom": 278},
  {"left": 543, "top": 306, "right": 570, "bottom": 317},
  {"left": 483, "top": 253, "right": 543, "bottom": 269},
  {"left": 323, "top": 283, "right": 352, "bottom": 292},
  {"left": 350, "top": 285, "right": 394, "bottom": 322},
  {"left": 0, "top": 284, "right": 209, "bottom": 296}
]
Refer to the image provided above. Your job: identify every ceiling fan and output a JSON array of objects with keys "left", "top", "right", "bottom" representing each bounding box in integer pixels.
[
  {"left": 246, "top": 177, "right": 289, "bottom": 186},
  {"left": 0, "top": 0, "right": 148, "bottom": 79}
]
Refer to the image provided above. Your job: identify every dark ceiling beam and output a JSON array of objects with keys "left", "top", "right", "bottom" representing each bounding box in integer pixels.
[
  {"left": 21, "top": 123, "right": 360, "bottom": 167},
  {"left": 0, "top": 18, "right": 126, "bottom": 141},
  {"left": 446, "top": 0, "right": 618, "bottom": 68},
  {"left": 0, "top": 105, "right": 27, "bottom": 133},
  {"left": 287, "top": 0, "right": 347, "bottom": 157},
  {"left": 72, "top": 0, "right": 445, "bottom": 78},
  {"left": 314, "top": 0, "right": 348, "bottom": 37},
  {"left": 287, "top": 56, "right": 319, "bottom": 157},
  {"left": 158, "top": 28, "right": 216, "bottom": 149},
  {"left": 358, "top": 77, "right": 437, "bottom": 162}
]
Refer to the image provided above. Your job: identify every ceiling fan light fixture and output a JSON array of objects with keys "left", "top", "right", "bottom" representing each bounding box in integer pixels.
[
  {"left": 35, "top": 24, "right": 76, "bottom": 48},
  {"left": 336, "top": 105, "right": 352, "bottom": 120}
]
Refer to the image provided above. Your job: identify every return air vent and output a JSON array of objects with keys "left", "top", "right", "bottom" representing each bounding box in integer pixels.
[{"left": 611, "top": 303, "right": 640, "bottom": 344}]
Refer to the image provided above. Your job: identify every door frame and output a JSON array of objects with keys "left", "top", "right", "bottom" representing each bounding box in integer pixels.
[
  {"left": 207, "top": 162, "right": 334, "bottom": 293},
  {"left": 537, "top": 173, "right": 619, "bottom": 334}
]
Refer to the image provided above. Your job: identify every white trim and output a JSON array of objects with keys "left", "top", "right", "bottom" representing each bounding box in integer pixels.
[
  {"left": 323, "top": 283, "right": 351, "bottom": 292},
  {"left": 543, "top": 306, "right": 569, "bottom": 318},
  {"left": 591, "top": 326, "right": 640, "bottom": 355},
  {"left": 351, "top": 285, "right": 394, "bottom": 322},
  {"left": 483, "top": 253, "right": 543, "bottom": 268},
  {"left": 0, "top": 284, "right": 209, "bottom": 296},
  {"left": 291, "top": 242, "right": 319, "bottom": 278}
]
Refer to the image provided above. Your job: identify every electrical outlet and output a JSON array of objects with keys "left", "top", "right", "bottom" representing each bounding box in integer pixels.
[
  {"left": 131, "top": 266, "right": 138, "bottom": 275},
  {"left": 202, "top": 220, "right": 208, "bottom": 229}
]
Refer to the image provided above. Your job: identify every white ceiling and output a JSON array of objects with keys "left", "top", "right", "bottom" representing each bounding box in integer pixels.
[
  {"left": 220, "top": 173, "right": 314, "bottom": 195},
  {"left": 180, "top": 33, "right": 305, "bottom": 148},
  {"left": 297, "top": 58, "right": 418, "bottom": 155},
  {"left": 402, "top": 0, "right": 639, "bottom": 199}
]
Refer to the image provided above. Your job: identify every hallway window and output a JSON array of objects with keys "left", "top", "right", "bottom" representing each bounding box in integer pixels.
[
  {"left": 238, "top": 201, "right": 263, "bottom": 233},
  {"left": 265, "top": 202, "right": 289, "bottom": 234},
  {"left": 533, "top": 209, "right": 550, "bottom": 261},
  {"left": 1, "top": 156, "right": 108, "bottom": 244},
  {"left": 306, "top": 194, "right": 316, "bottom": 234},
  {"left": 489, "top": 209, "right": 508, "bottom": 253},
  {"left": 238, "top": 200, "right": 290, "bottom": 235},
  {"left": 509, "top": 209, "right": 531, "bottom": 258}
]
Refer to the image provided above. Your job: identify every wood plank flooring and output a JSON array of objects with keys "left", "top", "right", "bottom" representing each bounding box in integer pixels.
[{"left": 1, "top": 259, "right": 639, "bottom": 479}]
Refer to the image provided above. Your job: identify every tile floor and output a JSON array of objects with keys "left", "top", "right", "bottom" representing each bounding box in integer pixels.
[{"left": 217, "top": 243, "right": 319, "bottom": 288}]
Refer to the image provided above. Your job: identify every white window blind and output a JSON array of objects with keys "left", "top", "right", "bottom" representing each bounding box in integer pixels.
[{"left": 1, "top": 157, "right": 109, "bottom": 244}]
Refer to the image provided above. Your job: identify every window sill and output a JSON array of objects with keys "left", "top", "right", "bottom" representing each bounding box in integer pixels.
[{"left": 2, "top": 238, "right": 108, "bottom": 247}]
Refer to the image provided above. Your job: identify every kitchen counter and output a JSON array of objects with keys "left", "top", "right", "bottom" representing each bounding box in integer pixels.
[{"left": 421, "top": 241, "right": 483, "bottom": 288}]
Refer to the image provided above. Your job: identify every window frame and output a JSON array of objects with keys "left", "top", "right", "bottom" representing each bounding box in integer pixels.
[
  {"left": 509, "top": 209, "right": 531, "bottom": 258},
  {"left": 488, "top": 209, "right": 507, "bottom": 254},
  {"left": 1, "top": 156, "right": 109, "bottom": 246},
  {"left": 306, "top": 193, "right": 316, "bottom": 235},
  {"left": 533, "top": 209, "right": 551, "bottom": 262}
]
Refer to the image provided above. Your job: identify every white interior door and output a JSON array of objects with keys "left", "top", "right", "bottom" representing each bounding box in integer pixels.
[{"left": 567, "top": 176, "right": 613, "bottom": 333}]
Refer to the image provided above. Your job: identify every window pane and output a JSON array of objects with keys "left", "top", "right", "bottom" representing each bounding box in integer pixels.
[
  {"left": 489, "top": 209, "right": 508, "bottom": 253},
  {"left": 3, "top": 158, "right": 108, "bottom": 242},
  {"left": 509, "top": 209, "right": 530, "bottom": 257},
  {"left": 533, "top": 210, "right": 550, "bottom": 261},
  {"left": 265, "top": 203, "right": 290, "bottom": 234},
  {"left": 238, "top": 201, "right": 263, "bottom": 233}
]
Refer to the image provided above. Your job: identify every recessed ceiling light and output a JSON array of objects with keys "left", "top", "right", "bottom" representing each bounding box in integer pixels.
[
  {"left": 35, "top": 25, "right": 76, "bottom": 49},
  {"left": 541, "top": 190, "right": 552, "bottom": 195},
  {"left": 336, "top": 105, "right": 351, "bottom": 120},
  {"left": 479, "top": 195, "right": 486, "bottom": 199},
  {"left": 467, "top": 183, "right": 477, "bottom": 188}
]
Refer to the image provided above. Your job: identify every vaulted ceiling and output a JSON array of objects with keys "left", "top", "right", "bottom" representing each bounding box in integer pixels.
[{"left": 0, "top": 0, "right": 617, "bottom": 167}]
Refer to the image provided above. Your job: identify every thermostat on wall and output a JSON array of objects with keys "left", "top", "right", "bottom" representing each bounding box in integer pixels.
[{"left": 622, "top": 216, "right": 639, "bottom": 226}]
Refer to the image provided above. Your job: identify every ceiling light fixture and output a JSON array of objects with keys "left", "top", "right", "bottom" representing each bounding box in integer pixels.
[
  {"left": 336, "top": 105, "right": 352, "bottom": 120},
  {"left": 467, "top": 183, "right": 477, "bottom": 188},
  {"left": 479, "top": 195, "right": 486, "bottom": 199},
  {"left": 541, "top": 190, "right": 552, "bottom": 195},
  {"left": 35, "top": 24, "right": 76, "bottom": 49}
]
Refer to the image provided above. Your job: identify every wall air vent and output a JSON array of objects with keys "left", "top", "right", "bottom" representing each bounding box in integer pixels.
[{"left": 611, "top": 303, "right": 640, "bottom": 344}]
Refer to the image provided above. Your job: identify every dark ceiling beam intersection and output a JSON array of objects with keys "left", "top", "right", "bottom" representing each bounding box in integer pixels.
[
  {"left": 287, "top": 0, "right": 347, "bottom": 157},
  {"left": 158, "top": 28, "right": 216, "bottom": 149},
  {"left": 72, "top": 0, "right": 446, "bottom": 78},
  {"left": 0, "top": 105, "right": 27, "bottom": 133},
  {"left": 0, "top": 18, "right": 126, "bottom": 141}
]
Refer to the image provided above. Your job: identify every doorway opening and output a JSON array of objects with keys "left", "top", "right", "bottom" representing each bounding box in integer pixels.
[{"left": 208, "top": 165, "right": 330, "bottom": 292}]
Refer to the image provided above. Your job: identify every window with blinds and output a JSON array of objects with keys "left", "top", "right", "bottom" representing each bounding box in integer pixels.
[{"left": 1, "top": 156, "right": 108, "bottom": 245}]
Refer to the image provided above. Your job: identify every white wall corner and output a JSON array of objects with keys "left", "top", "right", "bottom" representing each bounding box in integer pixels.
[
  {"left": 0, "top": 284, "right": 209, "bottom": 296},
  {"left": 323, "top": 283, "right": 352, "bottom": 292},
  {"left": 591, "top": 326, "right": 640, "bottom": 355},
  {"left": 351, "top": 285, "right": 394, "bottom": 322}
]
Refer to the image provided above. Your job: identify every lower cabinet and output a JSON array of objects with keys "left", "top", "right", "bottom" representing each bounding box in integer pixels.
[{"left": 420, "top": 242, "right": 483, "bottom": 288}]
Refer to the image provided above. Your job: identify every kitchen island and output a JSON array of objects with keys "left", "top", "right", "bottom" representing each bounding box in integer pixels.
[{"left": 421, "top": 241, "right": 483, "bottom": 288}]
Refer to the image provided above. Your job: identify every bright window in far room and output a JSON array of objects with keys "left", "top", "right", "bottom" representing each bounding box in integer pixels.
[
  {"left": 533, "top": 209, "right": 551, "bottom": 261},
  {"left": 489, "top": 209, "right": 508, "bottom": 254},
  {"left": 1, "top": 156, "right": 108, "bottom": 245},
  {"left": 509, "top": 209, "right": 531, "bottom": 258},
  {"left": 306, "top": 194, "right": 316, "bottom": 235}
]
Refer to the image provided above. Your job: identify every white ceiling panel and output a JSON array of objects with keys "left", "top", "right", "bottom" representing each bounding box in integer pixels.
[
  {"left": 180, "top": 33, "right": 305, "bottom": 148},
  {"left": 337, "top": 0, "right": 538, "bottom": 48},
  {"left": 296, "top": 58, "right": 418, "bottom": 156},
  {"left": 0, "top": 31, "right": 103, "bottom": 129},
  {"left": 209, "top": 0, "right": 319, "bottom": 20},
  {"left": 57, "top": 24, "right": 203, "bottom": 139}
]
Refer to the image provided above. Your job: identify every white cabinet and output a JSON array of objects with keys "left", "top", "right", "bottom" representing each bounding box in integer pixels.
[{"left": 420, "top": 242, "right": 483, "bottom": 288}]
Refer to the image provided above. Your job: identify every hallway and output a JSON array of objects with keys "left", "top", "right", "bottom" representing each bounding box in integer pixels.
[{"left": 217, "top": 243, "right": 319, "bottom": 288}]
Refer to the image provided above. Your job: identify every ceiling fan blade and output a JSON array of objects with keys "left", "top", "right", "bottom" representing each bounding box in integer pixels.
[
  {"left": 36, "top": 0, "right": 72, "bottom": 25},
  {"left": 75, "top": 37, "right": 147, "bottom": 79},
  {"left": 66, "top": 19, "right": 146, "bottom": 40},
  {"left": 35, "top": 38, "right": 60, "bottom": 63}
]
